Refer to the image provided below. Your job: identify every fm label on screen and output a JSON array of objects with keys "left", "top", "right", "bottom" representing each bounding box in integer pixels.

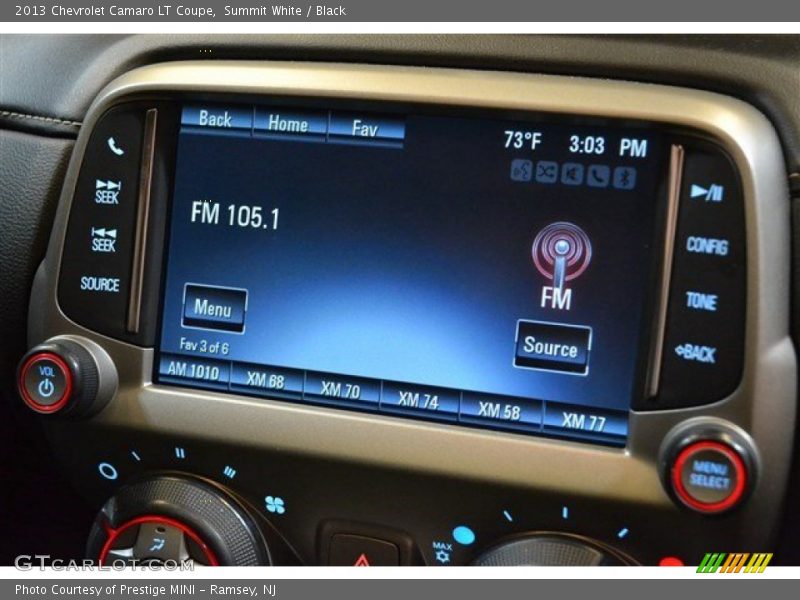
[
  {"left": 190, "top": 200, "right": 280, "bottom": 231},
  {"left": 531, "top": 222, "right": 592, "bottom": 311}
]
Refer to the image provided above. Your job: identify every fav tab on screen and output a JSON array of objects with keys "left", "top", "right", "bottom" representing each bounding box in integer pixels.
[
  {"left": 328, "top": 112, "right": 406, "bottom": 146},
  {"left": 182, "top": 284, "right": 248, "bottom": 333},
  {"left": 514, "top": 320, "right": 592, "bottom": 375},
  {"left": 181, "top": 105, "right": 254, "bottom": 133}
]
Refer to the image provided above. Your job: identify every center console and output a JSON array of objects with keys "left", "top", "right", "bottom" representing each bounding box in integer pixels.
[{"left": 20, "top": 62, "right": 796, "bottom": 566}]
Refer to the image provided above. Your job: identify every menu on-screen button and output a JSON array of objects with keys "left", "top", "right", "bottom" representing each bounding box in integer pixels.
[{"left": 182, "top": 284, "right": 248, "bottom": 333}]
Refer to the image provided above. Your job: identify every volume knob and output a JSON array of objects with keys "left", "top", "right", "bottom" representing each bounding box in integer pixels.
[{"left": 17, "top": 336, "right": 116, "bottom": 417}]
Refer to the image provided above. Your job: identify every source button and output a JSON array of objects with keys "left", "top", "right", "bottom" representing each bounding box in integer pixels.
[{"left": 514, "top": 320, "right": 592, "bottom": 375}]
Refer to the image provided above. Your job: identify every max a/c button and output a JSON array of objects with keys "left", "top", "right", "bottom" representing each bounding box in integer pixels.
[{"left": 514, "top": 320, "right": 592, "bottom": 375}]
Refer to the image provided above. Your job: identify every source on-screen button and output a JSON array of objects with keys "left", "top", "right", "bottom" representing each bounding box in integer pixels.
[{"left": 514, "top": 320, "right": 592, "bottom": 375}]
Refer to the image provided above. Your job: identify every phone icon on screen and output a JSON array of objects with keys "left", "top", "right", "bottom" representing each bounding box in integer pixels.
[{"left": 107, "top": 136, "right": 125, "bottom": 156}]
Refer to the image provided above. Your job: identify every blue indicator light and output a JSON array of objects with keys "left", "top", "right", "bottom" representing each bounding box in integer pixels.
[
  {"left": 452, "top": 526, "right": 475, "bottom": 546},
  {"left": 562, "top": 506, "right": 569, "bottom": 520},
  {"left": 130, "top": 451, "right": 141, "bottom": 462},
  {"left": 265, "top": 496, "right": 286, "bottom": 515},
  {"left": 503, "top": 510, "right": 514, "bottom": 522},
  {"left": 617, "top": 528, "right": 630, "bottom": 539},
  {"left": 98, "top": 462, "right": 118, "bottom": 481}
]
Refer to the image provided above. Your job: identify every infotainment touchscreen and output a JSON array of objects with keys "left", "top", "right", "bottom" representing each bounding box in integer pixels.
[{"left": 156, "top": 101, "right": 667, "bottom": 445}]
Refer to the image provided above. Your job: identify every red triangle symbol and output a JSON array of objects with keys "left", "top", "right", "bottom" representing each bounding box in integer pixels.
[{"left": 354, "top": 553, "right": 370, "bottom": 567}]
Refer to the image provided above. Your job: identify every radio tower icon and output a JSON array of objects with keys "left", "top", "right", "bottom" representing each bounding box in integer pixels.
[{"left": 531, "top": 222, "right": 592, "bottom": 291}]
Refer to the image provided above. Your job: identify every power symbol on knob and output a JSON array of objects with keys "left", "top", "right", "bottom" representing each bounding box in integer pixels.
[{"left": 38, "top": 378, "right": 55, "bottom": 398}]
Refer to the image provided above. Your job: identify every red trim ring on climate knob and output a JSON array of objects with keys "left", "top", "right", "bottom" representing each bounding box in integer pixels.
[
  {"left": 671, "top": 440, "right": 747, "bottom": 514},
  {"left": 98, "top": 515, "right": 219, "bottom": 566},
  {"left": 17, "top": 352, "right": 73, "bottom": 414}
]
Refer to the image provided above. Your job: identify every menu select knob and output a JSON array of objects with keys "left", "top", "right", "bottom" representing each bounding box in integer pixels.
[
  {"left": 17, "top": 337, "right": 116, "bottom": 417},
  {"left": 661, "top": 420, "right": 756, "bottom": 515}
]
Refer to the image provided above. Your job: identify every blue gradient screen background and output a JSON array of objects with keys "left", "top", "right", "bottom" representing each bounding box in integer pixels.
[{"left": 158, "top": 110, "right": 665, "bottom": 412}]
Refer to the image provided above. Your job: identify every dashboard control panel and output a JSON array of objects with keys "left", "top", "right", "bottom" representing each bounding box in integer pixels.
[{"left": 23, "top": 62, "right": 796, "bottom": 566}]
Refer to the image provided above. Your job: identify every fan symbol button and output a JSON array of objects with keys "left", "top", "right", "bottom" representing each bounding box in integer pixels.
[{"left": 265, "top": 496, "right": 286, "bottom": 514}]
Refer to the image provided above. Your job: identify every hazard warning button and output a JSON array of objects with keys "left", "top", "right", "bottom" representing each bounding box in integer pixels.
[{"left": 328, "top": 534, "right": 400, "bottom": 566}]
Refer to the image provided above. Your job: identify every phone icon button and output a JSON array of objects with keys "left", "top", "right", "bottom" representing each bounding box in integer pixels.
[{"left": 107, "top": 136, "right": 125, "bottom": 156}]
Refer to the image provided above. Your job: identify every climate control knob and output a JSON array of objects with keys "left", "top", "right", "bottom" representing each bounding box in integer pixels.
[
  {"left": 87, "top": 475, "right": 271, "bottom": 566},
  {"left": 17, "top": 336, "right": 116, "bottom": 417},
  {"left": 472, "top": 533, "right": 635, "bottom": 566}
]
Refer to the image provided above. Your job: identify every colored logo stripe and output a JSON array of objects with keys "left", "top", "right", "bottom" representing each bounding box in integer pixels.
[{"left": 697, "top": 553, "right": 772, "bottom": 573}]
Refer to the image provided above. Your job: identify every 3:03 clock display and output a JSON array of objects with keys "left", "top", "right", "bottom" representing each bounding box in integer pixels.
[{"left": 569, "top": 135, "right": 606, "bottom": 154}]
